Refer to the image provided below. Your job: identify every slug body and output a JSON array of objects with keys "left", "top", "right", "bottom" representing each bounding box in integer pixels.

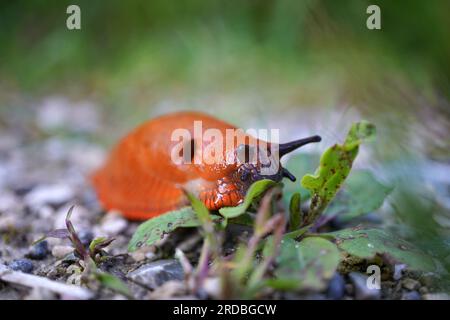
[{"left": 92, "top": 111, "right": 321, "bottom": 220}]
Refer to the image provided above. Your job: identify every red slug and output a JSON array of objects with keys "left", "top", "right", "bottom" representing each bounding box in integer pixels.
[{"left": 91, "top": 111, "right": 321, "bottom": 220}]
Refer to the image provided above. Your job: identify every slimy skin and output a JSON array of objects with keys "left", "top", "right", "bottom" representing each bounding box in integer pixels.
[{"left": 91, "top": 111, "right": 320, "bottom": 220}]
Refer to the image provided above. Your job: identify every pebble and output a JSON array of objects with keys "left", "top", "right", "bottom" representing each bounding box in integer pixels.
[
  {"left": 148, "top": 280, "right": 188, "bottom": 300},
  {"left": 10, "top": 259, "right": 34, "bottom": 273},
  {"left": 203, "top": 277, "right": 222, "bottom": 299},
  {"left": 419, "top": 286, "right": 429, "bottom": 294},
  {"left": 0, "top": 216, "right": 16, "bottom": 232},
  {"left": 0, "top": 191, "right": 21, "bottom": 212},
  {"left": 24, "top": 184, "right": 75, "bottom": 207},
  {"left": 100, "top": 212, "right": 128, "bottom": 235},
  {"left": 130, "top": 246, "right": 157, "bottom": 262},
  {"left": 402, "top": 291, "right": 421, "bottom": 300},
  {"left": 77, "top": 230, "right": 94, "bottom": 247},
  {"left": 51, "top": 245, "right": 74, "bottom": 259},
  {"left": 26, "top": 241, "right": 49, "bottom": 260},
  {"left": 37, "top": 205, "right": 55, "bottom": 219},
  {"left": 393, "top": 264, "right": 407, "bottom": 281},
  {"left": 326, "top": 273, "right": 345, "bottom": 300},
  {"left": 127, "top": 259, "right": 184, "bottom": 291},
  {"left": 348, "top": 272, "right": 381, "bottom": 300},
  {"left": 402, "top": 278, "right": 420, "bottom": 291}
]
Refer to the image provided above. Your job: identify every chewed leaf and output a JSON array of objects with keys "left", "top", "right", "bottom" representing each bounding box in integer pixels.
[
  {"left": 344, "top": 120, "right": 376, "bottom": 149},
  {"left": 128, "top": 207, "right": 202, "bottom": 252},
  {"left": 219, "top": 179, "right": 277, "bottom": 218},
  {"left": 326, "top": 228, "right": 437, "bottom": 272},
  {"left": 325, "top": 170, "right": 393, "bottom": 221},
  {"left": 268, "top": 237, "right": 340, "bottom": 290},
  {"left": 301, "top": 121, "right": 376, "bottom": 224}
]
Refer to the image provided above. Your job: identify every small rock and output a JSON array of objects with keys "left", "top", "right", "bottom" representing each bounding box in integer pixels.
[
  {"left": 0, "top": 191, "right": 21, "bottom": 212},
  {"left": 52, "top": 245, "right": 74, "bottom": 259},
  {"left": 130, "top": 246, "right": 157, "bottom": 262},
  {"left": 62, "top": 252, "right": 79, "bottom": 263},
  {"left": 423, "top": 293, "right": 450, "bottom": 300},
  {"left": 203, "top": 277, "right": 222, "bottom": 299},
  {"left": 10, "top": 259, "right": 34, "bottom": 273},
  {"left": 127, "top": 259, "right": 184, "bottom": 291},
  {"left": 24, "top": 184, "right": 75, "bottom": 207},
  {"left": 100, "top": 212, "right": 128, "bottom": 235},
  {"left": 0, "top": 216, "right": 16, "bottom": 232},
  {"left": 402, "top": 291, "right": 421, "bottom": 300},
  {"left": 419, "top": 272, "right": 439, "bottom": 288},
  {"left": 77, "top": 230, "right": 94, "bottom": 247},
  {"left": 26, "top": 241, "right": 49, "bottom": 260},
  {"left": 419, "top": 286, "right": 429, "bottom": 295},
  {"left": 348, "top": 272, "right": 381, "bottom": 300},
  {"left": 37, "top": 205, "right": 54, "bottom": 219},
  {"left": 327, "top": 273, "right": 345, "bottom": 300},
  {"left": 402, "top": 278, "right": 420, "bottom": 291},
  {"left": 393, "top": 264, "right": 407, "bottom": 281},
  {"left": 148, "top": 280, "right": 188, "bottom": 300}
]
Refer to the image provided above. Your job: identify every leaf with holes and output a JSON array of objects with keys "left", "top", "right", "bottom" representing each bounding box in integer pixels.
[
  {"left": 128, "top": 207, "right": 203, "bottom": 252},
  {"left": 325, "top": 170, "right": 393, "bottom": 221},
  {"left": 326, "top": 228, "right": 437, "bottom": 272},
  {"left": 265, "top": 237, "right": 340, "bottom": 290},
  {"left": 301, "top": 121, "right": 376, "bottom": 224}
]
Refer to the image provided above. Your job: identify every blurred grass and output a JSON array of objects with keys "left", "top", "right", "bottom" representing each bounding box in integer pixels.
[{"left": 1, "top": 1, "right": 449, "bottom": 110}]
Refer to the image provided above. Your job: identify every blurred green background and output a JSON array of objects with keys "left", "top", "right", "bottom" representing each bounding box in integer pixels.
[
  {"left": 0, "top": 0, "right": 449, "bottom": 281},
  {"left": 1, "top": 1, "right": 449, "bottom": 142}
]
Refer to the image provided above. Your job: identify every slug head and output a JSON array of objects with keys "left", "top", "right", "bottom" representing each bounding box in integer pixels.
[{"left": 233, "top": 135, "right": 322, "bottom": 187}]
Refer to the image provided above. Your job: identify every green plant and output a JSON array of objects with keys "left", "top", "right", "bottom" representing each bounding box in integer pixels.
[
  {"left": 35, "top": 207, "right": 131, "bottom": 297},
  {"left": 129, "top": 121, "right": 439, "bottom": 298}
]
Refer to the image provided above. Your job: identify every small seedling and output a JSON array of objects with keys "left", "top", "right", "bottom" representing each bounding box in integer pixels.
[{"left": 34, "top": 206, "right": 131, "bottom": 297}]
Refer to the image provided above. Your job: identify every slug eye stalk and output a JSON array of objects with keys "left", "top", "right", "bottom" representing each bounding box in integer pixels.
[{"left": 278, "top": 135, "right": 322, "bottom": 158}]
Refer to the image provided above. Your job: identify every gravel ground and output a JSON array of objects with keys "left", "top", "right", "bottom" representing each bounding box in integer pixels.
[{"left": 0, "top": 97, "right": 448, "bottom": 300}]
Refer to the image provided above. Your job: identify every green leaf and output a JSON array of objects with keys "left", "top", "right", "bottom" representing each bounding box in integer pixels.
[
  {"left": 327, "top": 228, "right": 437, "bottom": 272},
  {"left": 89, "top": 237, "right": 115, "bottom": 255},
  {"left": 269, "top": 237, "right": 340, "bottom": 290},
  {"left": 219, "top": 179, "right": 277, "bottom": 218},
  {"left": 344, "top": 120, "right": 376, "bottom": 149},
  {"left": 325, "top": 170, "right": 393, "bottom": 221},
  {"left": 95, "top": 272, "right": 131, "bottom": 297},
  {"left": 128, "top": 207, "right": 201, "bottom": 252},
  {"left": 228, "top": 213, "right": 255, "bottom": 227},
  {"left": 301, "top": 121, "right": 376, "bottom": 224},
  {"left": 185, "top": 191, "right": 212, "bottom": 226},
  {"left": 289, "top": 193, "right": 302, "bottom": 231}
]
